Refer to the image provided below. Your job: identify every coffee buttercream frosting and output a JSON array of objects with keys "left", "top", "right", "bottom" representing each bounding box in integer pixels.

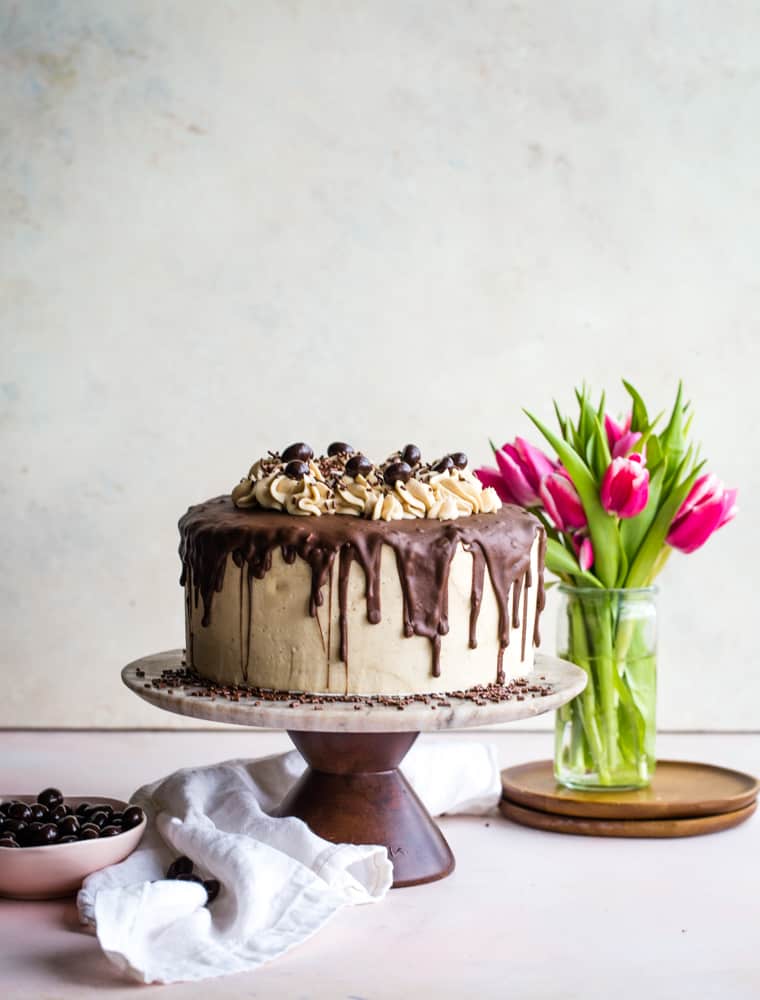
[{"left": 230, "top": 443, "right": 502, "bottom": 521}]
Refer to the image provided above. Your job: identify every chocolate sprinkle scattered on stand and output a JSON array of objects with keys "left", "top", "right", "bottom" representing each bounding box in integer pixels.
[{"left": 141, "top": 666, "right": 555, "bottom": 709}]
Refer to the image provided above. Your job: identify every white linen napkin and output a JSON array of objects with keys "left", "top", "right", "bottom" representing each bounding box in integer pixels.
[{"left": 77, "top": 740, "right": 500, "bottom": 985}]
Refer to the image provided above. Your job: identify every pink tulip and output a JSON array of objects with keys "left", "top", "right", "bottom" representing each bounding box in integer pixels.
[
  {"left": 474, "top": 466, "right": 517, "bottom": 505},
  {"left": 539, "top": 472, "right": 587, "bottom": 531},
  {"left": 667, "top": 474, "right": 738, "bottom": 554},
  {"left": 572, "top": 534, "right": 594, "bottom": 572},
  {"left": 604, "top": 412, "right": 642, "bottom": 459},
  {"left": 600, "top": 453, "right": 650, "bottom": 518},
  {"left": 492, "top": 437, "right": 556, "bottom": 507}
]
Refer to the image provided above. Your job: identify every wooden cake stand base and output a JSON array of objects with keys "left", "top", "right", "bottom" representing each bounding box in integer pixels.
[
  {"left": 276, "top": 731, "right": 453, "bottom": 886},
  {"left": 122, "top": 650, "right": 586, "bottom": 887}
]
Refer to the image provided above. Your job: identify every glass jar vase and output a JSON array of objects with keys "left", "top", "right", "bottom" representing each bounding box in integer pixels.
[{"left": 554, "top": 586, "right": 657, "bottom": 791}]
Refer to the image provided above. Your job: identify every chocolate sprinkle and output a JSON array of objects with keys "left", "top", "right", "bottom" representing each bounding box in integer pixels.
[{"left": 146, "top": 665, "right": 554, "bottom": 706}]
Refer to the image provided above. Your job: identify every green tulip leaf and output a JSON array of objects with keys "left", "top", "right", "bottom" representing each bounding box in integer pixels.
[
  {"left": 591, "top": 413, "right": 612, "bottom": 481},
  {"left": 643, "top": 432, "right": 663, "bottom": 467},
  {"left": 660, "top": 381, "right": 687, "bottom": 470},
  {"left": 620, "top": 462, "right": 666, "bottom": 569},
  {"left": 615, "top": 534, "right": 629, "bottom": 588},
  {"left": 683, "top": 409, "right": 695, "bottom": 439},
  {"left": 553, "top": 399, "right": 571, "bottom": 443},
  {"left": 622, "top": 379, "right": 650, "bottom": 433},
  {"left": 544, "top": 538, "right": 603, "bottom": 588},
  {"left": 525, "top": 410, "right": 620, "bottom": 588},
  {"left": 596, "top": 390, "right": 606, "bottom": 423},
  {"left": 577, "top": 385, "right": 600, "bottom": 449},
  {"left": 584, "top": 434, "right": 597, "bottom": 474}
]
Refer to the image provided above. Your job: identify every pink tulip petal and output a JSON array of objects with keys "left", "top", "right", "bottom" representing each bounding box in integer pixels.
[
  {"left": 612, "top": 432, "right": 642, "bottom": 458},
  {"left": 717, "top": 488, "right": 738, "bottom": 529},
  {"left": 494, "top": 447, "right": 539, "bottom": 507},
  {"left": 667, "top": 495, "right": 724, "bottom": 554},
  {"left": 668, "top": 475, "right": 738, "bottom": 553},
  {"left": 671, "top": 474, "right": 719, "bottom": 531},
  {"left": 620, "top": 480, "right": 649, "bottom": 517},
  {"left": 474, "top": 466, "right": 516, "bottom": 505},
  {"left": 539, "top": 480, "right": 565, "bottom": 530},
  {"left": 578, "top": 536, "right": 594, "bottom": 571},
  {"left": 571, "top": 532, "right": 595, "bottom": 571},
  {"left": 617, "top": 464, "right": 649, "bottom": 517},
  {"left": 540, "top": 472, "right": 587, "bottom": 531},
  {"left": 605, "top": 412, "right": 632, "bottom": 454},
  {"left": 601, "top": 456, "right": 650, "bottom": 519},
  {"left": 513, "top": 437, "right": 556, "bottom": 490}
]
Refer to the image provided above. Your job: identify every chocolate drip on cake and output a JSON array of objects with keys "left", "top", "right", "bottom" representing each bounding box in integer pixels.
[
  {"left": 184, "top": 570, "right": 195, "bottom": 668},
  {"left": 179, "top": 497, "right": 544, "bottom": 683},
  {"left": 326, "top": 564, "right": 333, "bottom": 691},
  {"left": 233, "top": 555, "right": 254, "bottom": 683},
  {"left": 466, "top": 547, "right": 485, "bottom": 650},
  {"left": 337, "top": 545, "right": 353, "bottom": 666},
  {"left": 520, "top": 572, "right": 530, "bottom": 662},
  {"left": 511, "top": 574, "right": 523, "bottom": 630}
]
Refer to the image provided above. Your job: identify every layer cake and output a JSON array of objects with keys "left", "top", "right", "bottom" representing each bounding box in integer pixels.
[{"left": 179, "top": 443, "right": 545, "bottom": 695}]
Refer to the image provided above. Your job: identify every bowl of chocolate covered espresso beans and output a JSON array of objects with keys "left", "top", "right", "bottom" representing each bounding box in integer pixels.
[{"left": 0, "top": 788, "right": 147, "bottom": 900}]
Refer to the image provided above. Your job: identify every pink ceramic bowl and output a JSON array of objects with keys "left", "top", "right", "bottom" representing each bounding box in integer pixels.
[{"left": 0, "top": 795, "right": 146, "bottom": 900}]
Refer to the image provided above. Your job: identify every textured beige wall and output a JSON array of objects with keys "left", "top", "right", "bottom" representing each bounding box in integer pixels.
[{"left": 1, "top": 1, "right": 755, "bottom": 728}]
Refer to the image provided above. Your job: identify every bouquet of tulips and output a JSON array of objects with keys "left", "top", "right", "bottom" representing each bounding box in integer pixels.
[{"left": 476, "top": 382, "right": 737, "bottom": 787}]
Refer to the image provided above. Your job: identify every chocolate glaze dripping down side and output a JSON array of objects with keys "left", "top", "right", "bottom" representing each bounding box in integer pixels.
[
  {"left": 337, "top": 545, "right": 353, "bottom": 666},
  {"left": 234, "top": 562, "right": 254, "bottom": 683},
  {"left": 326, "top": 564, "right": 333, "bottom": 691},
  {"left": 183, "top": 567, "right": 195, "bottom": 668},
  {"left": 245, "top": 566, "right": 253, "bottom": 681},
  {"left": 511, "top": 574, "right": 524, "bottom": 631},
  {"left": 238, "top": 561, "right": 245, "bottom": 680},
  {"left": 520, "top": 572, "right": 530, "bottom": 662},
  {"left": 465, "top": 546, "right": 486, "bottom": 650},
  {"left": 392, "top": 530, "right": 456, "bottom": 676},
  {"left": 178, "top": 496, "right": 545, "bottom": 679}
]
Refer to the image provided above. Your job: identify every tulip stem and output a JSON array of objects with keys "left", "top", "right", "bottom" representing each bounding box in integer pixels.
[
  {"left": 565, "top": 598, "right": 609, "bottom": 781},
  {"left": 556, "top": 588, "right": 656, "bottom": 789}
]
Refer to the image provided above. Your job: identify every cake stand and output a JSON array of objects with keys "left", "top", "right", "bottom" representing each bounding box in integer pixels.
[{"left": 122, "top": 650, "right": 585, "bottom": 888}]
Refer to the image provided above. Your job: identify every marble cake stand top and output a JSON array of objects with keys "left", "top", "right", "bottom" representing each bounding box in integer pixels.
[{"left": 122, "top": 650, "right": 586, "bottom": 734}]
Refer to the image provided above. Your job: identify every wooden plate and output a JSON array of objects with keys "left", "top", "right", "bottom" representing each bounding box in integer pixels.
[
  {"left": 501, "top": 760, "right": 759, "bottom": 820},
  {"left": 498, "top": 797, "right": 757, "bottom": 838}
]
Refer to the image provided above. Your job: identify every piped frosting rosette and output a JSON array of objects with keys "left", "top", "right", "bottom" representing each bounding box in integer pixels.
[{"left": 231, "top": 442, "right": 502, "bottom": 521}]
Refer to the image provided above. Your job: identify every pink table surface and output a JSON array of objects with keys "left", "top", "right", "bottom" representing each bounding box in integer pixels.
[{"left": 1, "top": 730, "right": 759, "bottom": 999}]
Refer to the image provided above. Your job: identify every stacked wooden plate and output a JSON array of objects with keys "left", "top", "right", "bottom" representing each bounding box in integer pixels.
[{"left": 499, "top": 760, "right": 759, "bottom": 838}]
